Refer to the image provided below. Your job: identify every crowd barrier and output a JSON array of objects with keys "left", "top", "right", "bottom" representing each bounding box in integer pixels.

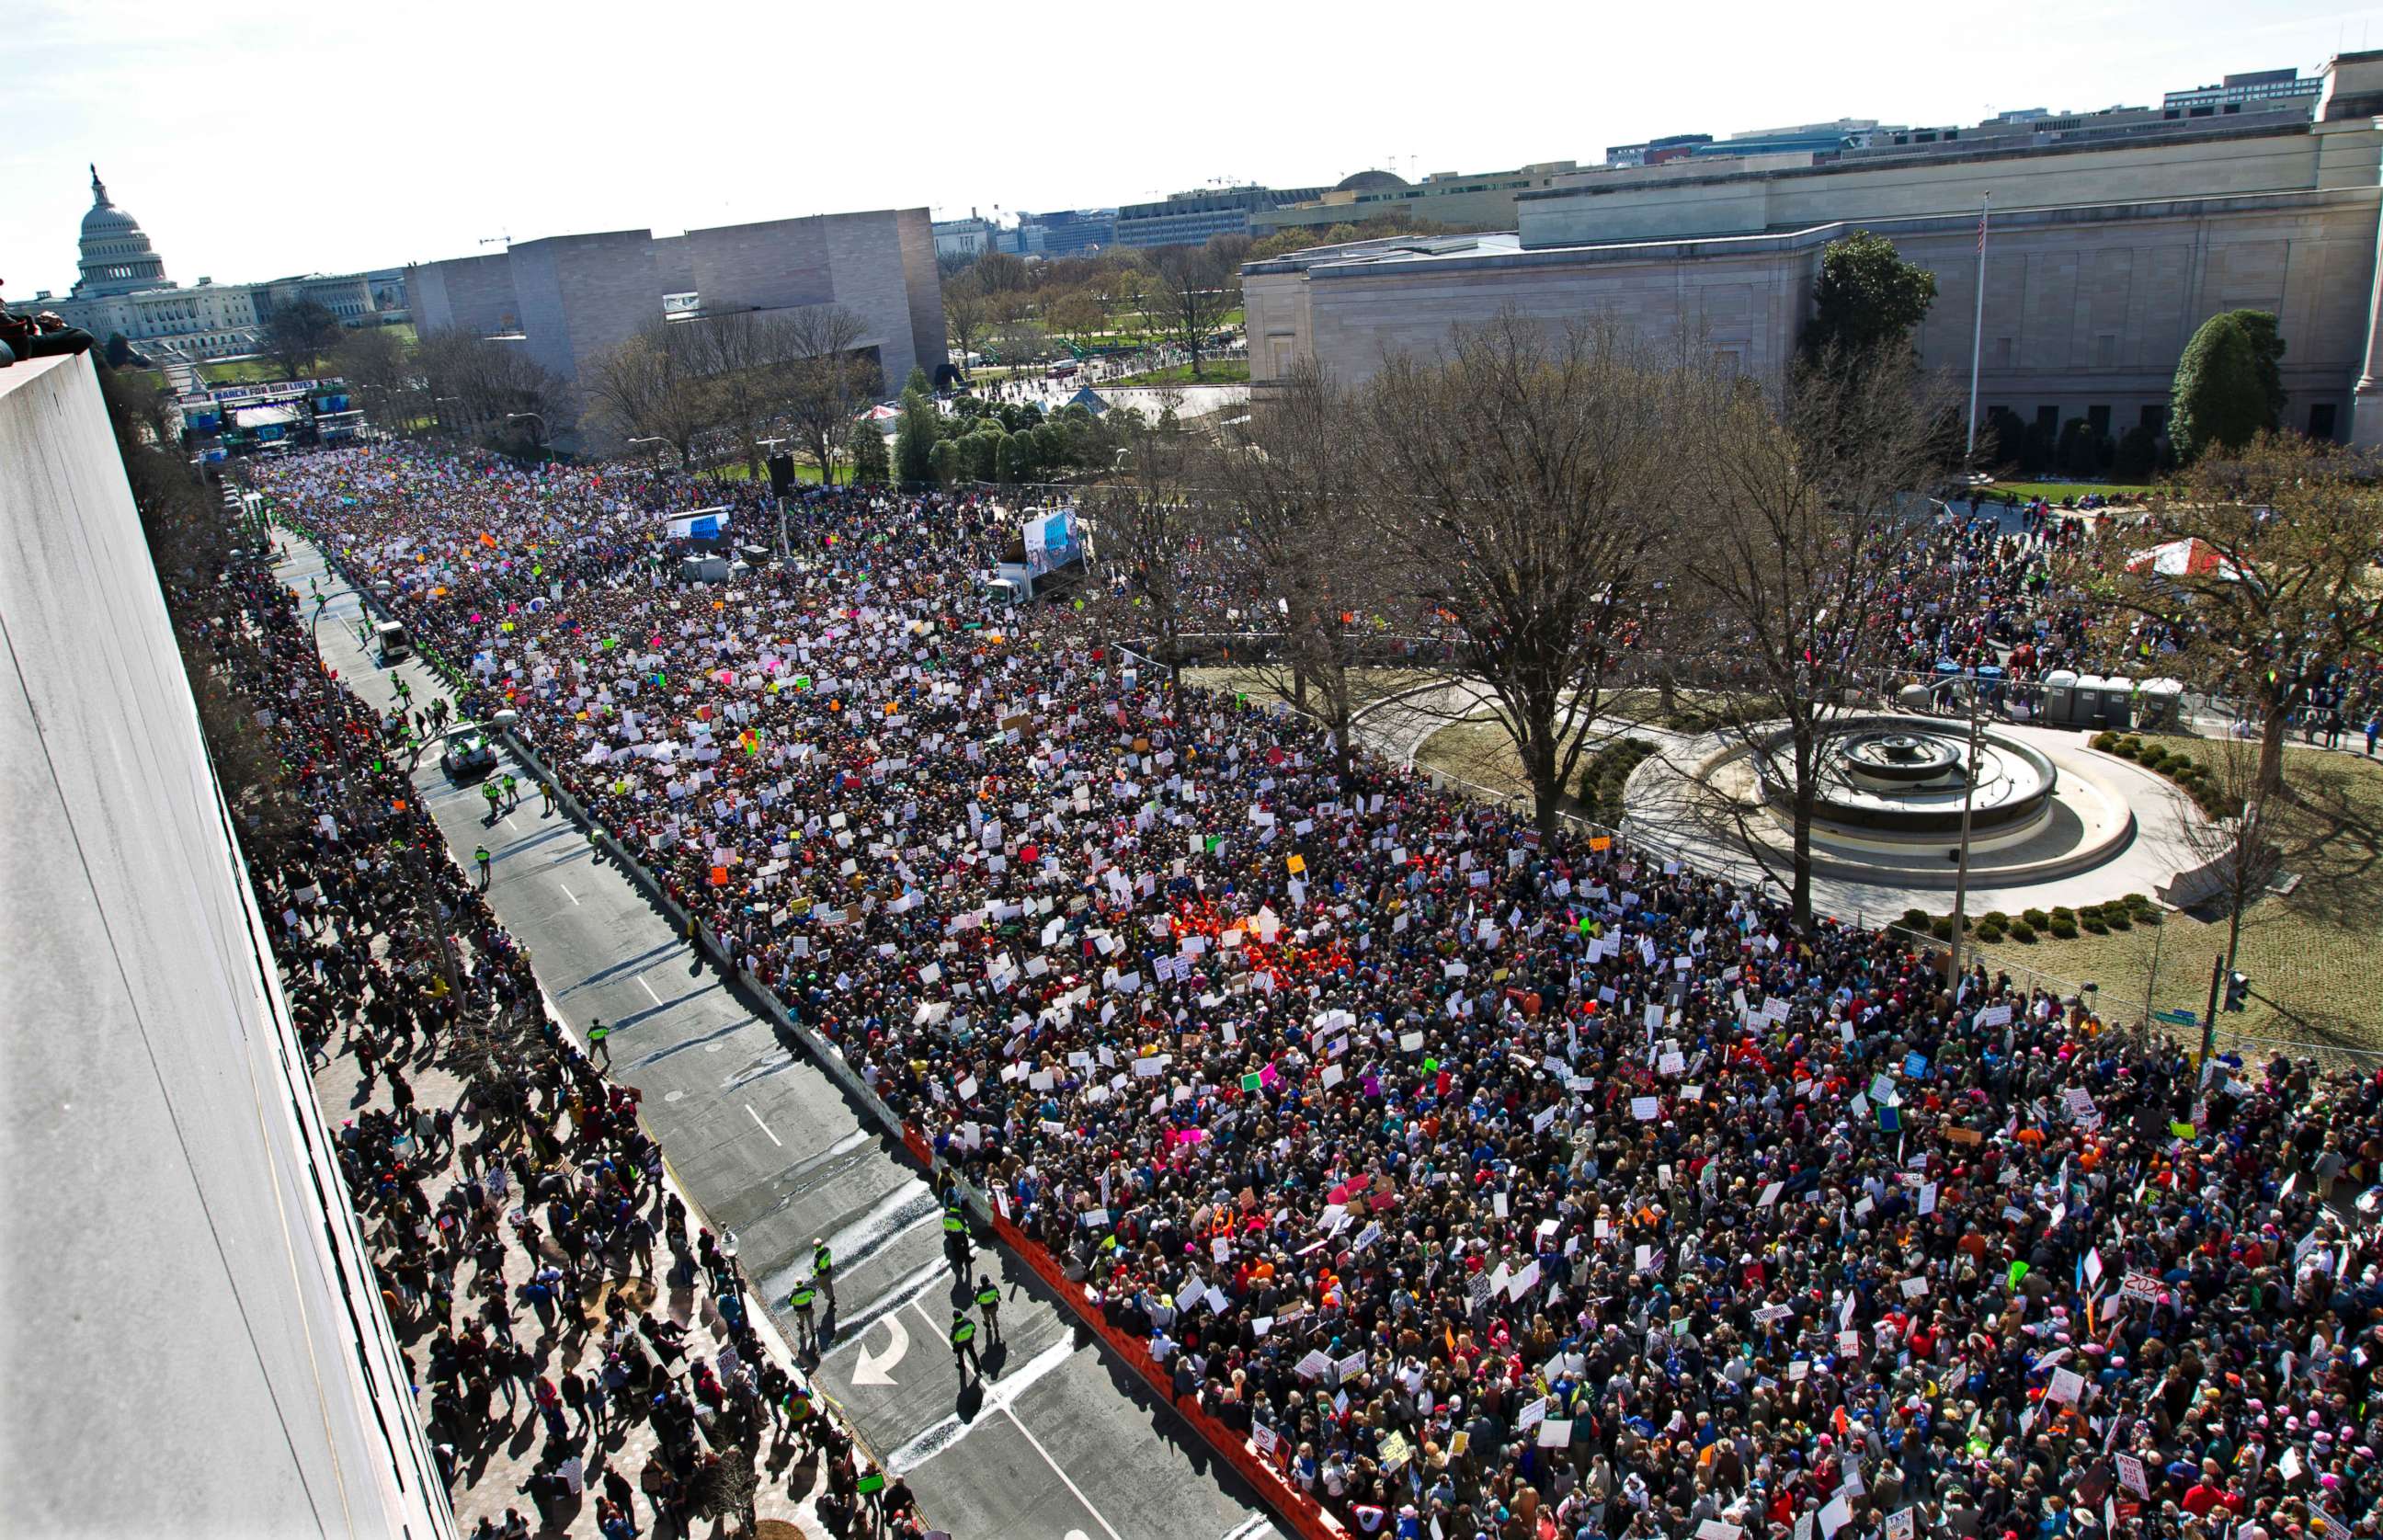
[{"left": 296, "top": 535, "right": 1346, "bottom": 1540}]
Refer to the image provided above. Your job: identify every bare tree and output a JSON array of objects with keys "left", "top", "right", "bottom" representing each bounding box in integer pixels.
[
  {"left": 942, "top": 271, "right": 990, "bottom": 375},
  {"left": 780, "top": 306, "right": 872, "bottom": 486},
  {"left": 416, "top": 328, "right": 567, "bottom": 446},
  {"left": 1093, "top": 395, "right": 1206, "bottom": 712},
  {"left": 2085, "top": 435, "right": 2383, "bottom": 797},
  {"left": 1671, "top": 344, "right": 1957, "bottom": 926},
  {"left": 678, "top": 311, "right": 798, "bottom": 480},
  {"left": 2168, "top": 733, "right": 2285, "bottom": 1015},
  {"left": 1144, "top": 239, "right": 1241, "bottom": 379},
  {"left": 583, "top": 324, "right": 708, "bottom": 467},
  {"left": 1211, "top": 361, "right": 1375, "bottom": 787},
  {"left": 1352, "top": 312, "right": 1679, "bottom": 838},
  {"left": 330, "top": 326, "right": 422, "bottom": 432}
]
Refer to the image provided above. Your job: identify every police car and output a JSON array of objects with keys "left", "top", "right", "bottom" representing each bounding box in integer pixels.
[{"left": 439, "top": 724, "right": 498, "bottom": 780}]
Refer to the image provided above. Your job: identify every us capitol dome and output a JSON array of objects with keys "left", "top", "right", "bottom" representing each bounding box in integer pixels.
[{"left": 74, "top": 165, "right": 171, "bottom": 299}]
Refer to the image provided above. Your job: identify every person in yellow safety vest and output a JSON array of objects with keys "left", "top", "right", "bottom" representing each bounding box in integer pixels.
[
  {"left": 786, "top": 1278, "right": 817, "bottom": 1347},
  {"left": 941, "top": 1202, "right": 970, "bottom": 1276},
  {"left": 975, "top": 1274, "right": 1002, "bottom": 1342},
  {"left": 813, "top": 1238, "right": 836, "bottom": 1309},
  {"left": 950, "top": 1308, "right": 980, "bottom": 1378}
]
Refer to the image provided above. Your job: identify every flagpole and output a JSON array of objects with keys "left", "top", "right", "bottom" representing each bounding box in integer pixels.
[{"left": 1966, "top": 191, "right": 1990, "bottom": 462}]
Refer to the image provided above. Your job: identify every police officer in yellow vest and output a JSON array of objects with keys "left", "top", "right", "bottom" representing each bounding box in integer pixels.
[
  {"left": 941, "top": 1200, "right": 969, "bottom": 1278},
  {"left": 812, "top": 1237, "right": 836, "bottom": 1310},
  {"left": 975, "top": 1273, "right": 1002, "bottom": 1343},
  {"left": 786, "top": 1277, "right": 818, "bottom": 1349},
  {"left": 950, "top": 1307, "right": 980, "bottom": 1379}
]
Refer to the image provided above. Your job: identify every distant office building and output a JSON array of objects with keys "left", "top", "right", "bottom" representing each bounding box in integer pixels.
[
  {"left": 27, "top": 166, "right": 402, "bottom": 365},
  {"left": 1009, "top": 209, "right": 1115, "bottom": 256},
  {"left": 1692, "top": 119, "right": 1886, "bottom": 156},
  {"left": 409, "top": 206, "right": 946, "bottom": 426},
  {"left": 1253, "top": 165, "right": 1583, "bottom": 238},
  {"left": 934, "top": 213, "right": 996, "bottom": 259},
  {"left": 1114, "top": 185, "right": 1328, "bottom": 248},
  {"left": 1247, "top": 51, "right": 2383, "bottom": 449},
  {"left": 2165, "top": 67, "right": 2321, "bottom": 117},
  {"left": 1604, "top": 134, "right": 1713, "bottom": 168}
]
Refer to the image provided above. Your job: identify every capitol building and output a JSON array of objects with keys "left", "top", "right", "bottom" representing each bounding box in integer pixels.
[{"left": 26, "top": 167, "right": 407, "bottom": 368}]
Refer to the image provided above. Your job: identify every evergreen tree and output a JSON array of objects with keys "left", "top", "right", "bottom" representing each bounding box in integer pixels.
[
  {"left": 846, "top": 417, "right": 892, "bottom": 485},
  {"left": 2170, "top": 310, "right": 2286, "bottom": 464},
  {"left": 1801, "top": 230, "right": 1939, "bottom": 361},
  {"left": 894, "top": 389, "right": 938, "bottom": 485}
]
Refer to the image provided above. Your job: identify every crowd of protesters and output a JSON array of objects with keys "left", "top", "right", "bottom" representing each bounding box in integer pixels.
[
  {"left": 248, "top": 441, "right": 2383, "bottom": 1540},
  {"left": 177, "top": 485, "right": 932, "bottom": 1537}
]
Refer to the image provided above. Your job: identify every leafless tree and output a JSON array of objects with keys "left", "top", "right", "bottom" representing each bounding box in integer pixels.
[
  {"left": 1351, "top": 311, "right": 1680, "bottom": 838},
  {"left": 1145, "top": 238, "right": 1243, "bottom": 379},
  {"left": 1093, "top": 393, "right": 1207, "bottom": 712},
  {"left": 943, "top": 271, "right": 990, "bottom": 374},
  {"left": 2169, "top": 733, "right": 2286, "bottom": 1001},
  {"left": 677, "top": 310, "right": 799, "bottom": 480},
  {"left": 1210, "top": 361, "right": 1376, "bottom": 787},
  {"left": 416, "top": 328, "right": 567, "bottom": 446},
  {"left": 583, "top": 323, "right": 708, "bottom": 468},
  {"left": 1670, "top": 344, "right": 1958, "bottom": 925},
  {"left": 2081, "top": 434, "right": 2383, "bottom": 797},
  {"left": 779, "top": 305, "right": 873, "bottom": 486}
]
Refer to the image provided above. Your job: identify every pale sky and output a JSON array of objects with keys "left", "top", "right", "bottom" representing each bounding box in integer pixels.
[{"left": 6, "top": 0, "right": 2381, "bottom": 296}]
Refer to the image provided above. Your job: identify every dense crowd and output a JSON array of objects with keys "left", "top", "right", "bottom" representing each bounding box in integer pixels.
[
  {"left": 177, "top": 493, "right": 929, "bottom": 1537},
  {"left": 253, "top": 442, "right": 2382, "bottom": 1540}
]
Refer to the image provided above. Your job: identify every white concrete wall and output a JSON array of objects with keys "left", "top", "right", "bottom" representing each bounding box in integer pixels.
[{"left": 0, "top": 354, "right": 453, "bottom": 1539}]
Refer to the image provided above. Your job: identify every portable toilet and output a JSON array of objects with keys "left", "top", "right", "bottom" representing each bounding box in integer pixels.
[
  {"left": 2076, "top": 674, "right": 2134, "bottom": 731},
  {"left": 2138, "top": 677, "right": 2184, "bottom": 729},
  {"left": 2042, "top": 669, "right": 2079, "bottom": 726}
]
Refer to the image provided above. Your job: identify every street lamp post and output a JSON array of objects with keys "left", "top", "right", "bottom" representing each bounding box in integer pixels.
[
  {"left": 504, "top": 411, "right": 547, "bottom": 458},
  {"left": 758, "top": 437, "right": 791, "bottom": 560},
  {"left": 1944, "top": 684, "right": 1986, "bottom": 994}
]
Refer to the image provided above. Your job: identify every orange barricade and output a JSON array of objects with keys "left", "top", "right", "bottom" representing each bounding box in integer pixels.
[{"left": 878, "top": 1120, "right": 1342, "bottom": 1539}]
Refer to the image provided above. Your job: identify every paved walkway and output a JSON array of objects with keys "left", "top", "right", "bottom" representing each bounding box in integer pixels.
[{"left": 285, "top": 535, "right": 1286, "bottom": 1540}]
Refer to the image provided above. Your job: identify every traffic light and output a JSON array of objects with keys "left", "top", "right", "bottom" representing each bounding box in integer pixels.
[{"left": 2223, "top": 971, "right": 2252, "bottom": 1012}]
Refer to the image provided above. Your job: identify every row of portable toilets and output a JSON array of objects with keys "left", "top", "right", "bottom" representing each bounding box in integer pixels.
[{"left": 1903, "top": 665, "right": 2184, "bottom": 731}]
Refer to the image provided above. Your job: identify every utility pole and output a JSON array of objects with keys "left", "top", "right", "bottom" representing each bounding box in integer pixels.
[
  {"left": 1944, "top": 679, "right": 1986, "bottom": 991},
  {"left": 1966, "top": 192, "right": 1990, "bottom": 462},
  {"left": 2199, "top": 953, "right": 2224, "bottom": 1065}
]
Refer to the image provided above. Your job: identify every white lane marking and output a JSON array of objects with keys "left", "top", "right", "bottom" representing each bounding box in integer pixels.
[
  {"left": 558, "top": 883, "right": 579, "bottom": 906},
  {"left": 882, "top": 1335, "right": 1078, "bottom": 1471},
  {"left": 1006, "top": 1407, "right": 1124, "bottom": 1540},
  {"left": 638, "top": 975, "right": 662, "bottom": 1005},
  {"left": 852, "top": 1313, "right": 908, "bottom": 1386},
  {"left": 746, "top": 1102, "right": 782, "bottom": 1146}
]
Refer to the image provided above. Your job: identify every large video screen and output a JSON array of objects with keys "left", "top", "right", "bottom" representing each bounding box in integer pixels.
[{"left": 1023, "top": 508, "right": 1080, "bottom": 578}]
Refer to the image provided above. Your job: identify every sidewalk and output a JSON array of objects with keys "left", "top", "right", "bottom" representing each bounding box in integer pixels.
[{"left": 306, "top": 952, "right": 848, "bottom": 1539}]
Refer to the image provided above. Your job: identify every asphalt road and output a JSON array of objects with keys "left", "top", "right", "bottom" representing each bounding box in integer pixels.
[{"left": 279, "top": 535, "right": 1285, "bottom": 1540}]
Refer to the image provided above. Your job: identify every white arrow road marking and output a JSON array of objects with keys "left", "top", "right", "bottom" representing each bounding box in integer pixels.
[{"left": 853, "top": 1312, "right": 908, "bottom": 1386}]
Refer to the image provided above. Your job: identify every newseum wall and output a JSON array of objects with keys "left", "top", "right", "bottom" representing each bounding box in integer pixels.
[{"left": 0, "top": 354, "right": 453, "bottom": 1538}]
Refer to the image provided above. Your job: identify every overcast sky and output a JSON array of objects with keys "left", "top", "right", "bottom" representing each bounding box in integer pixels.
[{"left": 6, "top": 0, "right": 2380, "bottom": 295}]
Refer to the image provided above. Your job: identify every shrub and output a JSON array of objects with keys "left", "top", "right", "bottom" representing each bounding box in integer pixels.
[
  {"left": 2023, "top": 908, "right": 2051, "bottom": 930},
  {"left": 2134, "top": 907, "right": 2162, "bottom": 926},
  {"left": 1930, "top": 918, "right": 1955, "bottom": 940},
  {"left": 2104, "top": 910, "right": 2132, "bottom": 930},
  {"left": 1976, "top": 922, "right": 2006, "bottom": 943},
  {"left": 1982, "top": 911, "right": 2010, "bottom": 928},
  {"left": 2121, "top": 893, "right": 2151, "bottom": 911},
  {"left": 2118, "top": 736, "right": 2145, "bottom": 757},
  {"left": 2092, "top": 731, "right": 2120, "bottom": 753},
  {"left": 2008, "top": 920, "right": 2038, "bottom": 942},
  {"left": 2081, "top": 916, "right": 2109, "bottom": 934},
  {"left": 2048, "top": 918, "right": 2079, "bottom": 940},
  {"left": 1900, "top": 908, "right": 1932, "bottom": 932}
]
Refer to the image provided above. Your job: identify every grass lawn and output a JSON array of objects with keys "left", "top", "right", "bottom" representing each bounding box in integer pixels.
[
  {"left": 200, "top": 356, "right": 286, "bottom": 385},
  {"left": 1416, "top": 716, "right": 2383, "bottom": 1055},
  {"left": 1103, "top": 359, "right": 1249, "bottom": 387},
  {"left": 1960, "top": 743, "right": 2383, "bottom": 1053},
  {"left": 1966, "top": 479, "right": 2157, "bottom": 505}
]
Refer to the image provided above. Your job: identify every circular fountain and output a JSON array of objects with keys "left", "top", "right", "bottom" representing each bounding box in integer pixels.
[{"left": 1798, "top": 720, "right": 2058, "bottom": 838}]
